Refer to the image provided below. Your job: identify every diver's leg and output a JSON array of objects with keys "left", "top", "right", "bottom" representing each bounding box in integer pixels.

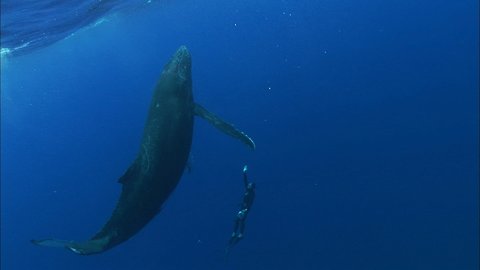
[
  {"left": 233, "top": 218, "right": 240, "bottom": 235},
  {"left": 237, "top": 219, "right": 246, "bottom": 239},
  {"left": 227, "top": 220, "right": 241, "bottom": 253},
  {"left": 229, "top": 219, "right": 240, "bottom": 244}
]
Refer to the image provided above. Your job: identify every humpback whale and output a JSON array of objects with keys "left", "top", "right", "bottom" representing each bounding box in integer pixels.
[{"left": 32, "top": 46, "right": 255, "bottom": 255}]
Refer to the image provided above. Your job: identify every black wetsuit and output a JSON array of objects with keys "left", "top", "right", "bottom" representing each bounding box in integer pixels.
[{"left": 228, "top": 166, "right": 255, "bottom": 248}]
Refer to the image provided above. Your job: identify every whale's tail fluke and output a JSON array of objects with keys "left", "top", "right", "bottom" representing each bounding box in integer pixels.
[{"left": 31, "top": 237, "right": 109, "bottom": 255}]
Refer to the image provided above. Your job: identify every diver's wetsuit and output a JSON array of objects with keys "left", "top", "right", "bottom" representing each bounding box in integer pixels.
[{"left": 228, "top": 165, "right": 255, "bottom": 249}]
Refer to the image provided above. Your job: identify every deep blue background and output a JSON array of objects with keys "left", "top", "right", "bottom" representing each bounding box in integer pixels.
[{"left": 1, "top": 0, "right": 479, "bottom": 269}]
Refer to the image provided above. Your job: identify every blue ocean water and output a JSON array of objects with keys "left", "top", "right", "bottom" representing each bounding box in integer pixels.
[{"left": 1, "top": 0, "right": 478, "bottom": 269}]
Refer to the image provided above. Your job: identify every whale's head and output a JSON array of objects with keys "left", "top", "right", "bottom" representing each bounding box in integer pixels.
[
  {"left": 164, "top": 45, "right": 191, "bottom": 84},
  {"left": 158, "top": 45, "right": 192, "bottom": 101}
]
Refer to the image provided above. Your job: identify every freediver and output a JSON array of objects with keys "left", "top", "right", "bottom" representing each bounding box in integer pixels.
[{"left": 226, "top": 165, "right": 255, "bottom": 253}]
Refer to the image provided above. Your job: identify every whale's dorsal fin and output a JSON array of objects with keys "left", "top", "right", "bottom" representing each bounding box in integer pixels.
[
  {"left": 118, "top": 162, "right": 140, "bottom": 184},
  {"left": 194, "top": 103, "right": 255, "bottom": 150}
]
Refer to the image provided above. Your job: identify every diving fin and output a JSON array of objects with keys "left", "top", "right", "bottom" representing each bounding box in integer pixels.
[{"left": 194, "top": 103, "right": 256, "bottom": 150}]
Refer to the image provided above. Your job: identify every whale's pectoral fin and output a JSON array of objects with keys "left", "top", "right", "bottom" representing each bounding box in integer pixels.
[
  {"left": 31, "top": 237, "right": 108, "bottom": 255},
  {"left": 194, "top": 103, "right": 255, "bottom": 150}
]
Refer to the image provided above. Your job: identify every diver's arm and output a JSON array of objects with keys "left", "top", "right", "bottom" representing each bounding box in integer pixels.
[{"left": 243, "top": 165, "right": 248, "bottom": 188}]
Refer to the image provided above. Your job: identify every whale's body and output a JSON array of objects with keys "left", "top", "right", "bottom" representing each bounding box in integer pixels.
[{"left": 32, "top": 46, "right": 255, "bottom": 255}]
